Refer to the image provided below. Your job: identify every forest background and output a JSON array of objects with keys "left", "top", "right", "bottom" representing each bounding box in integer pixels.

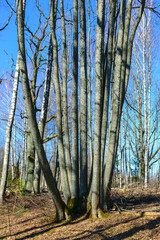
[{"left": 0, "top": 0, "right": 160, "bottom": 219}]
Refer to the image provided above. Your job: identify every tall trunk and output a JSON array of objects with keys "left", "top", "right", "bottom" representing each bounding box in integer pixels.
[
  {"left": 135, "top": 49, "right": 143, "bottom": 181},
  {"left": 33, "top": 35, "right": 53, "bottom": 194},
  {"left": 0, "top": 55, "right": 20, "bottom": 203},
  {"left": 103, "top": 0, "right": 145, "bottom": 210},
  {"left": 101, "top": 0, "right": 116, "bottom": 171},
  {"left": 11, "top": 139, "right": 14, "bottom": 180},
  {"left": 143, "top": 15, "right": 149, "bottom": 188},
  {"left": 60, "top": 0, "right": 72, "bottom": 192},
  {"left": 13, "top": 120, "right": 16, "bottom": 179},
  {"left": 129, "top": 146, "right": 132, "bottom": 183},
  {"left": 144, "top": 4, "right": 152, "bottom": 187},
  {"left": 147, "top": 6, "right": 151, "bottom": 186},
  {"left": 122, "top": 112, "right": 128, "bottom": 186},
  {"left": 71, "top": 0, "right": 79, "bottom": 200},
  {"left": 103, "top": 0, "right": 126, "bottom": 210},
  {"left": 119, "top": 128, "right": 122, "bottom": 188},
  {"left": 87, "top": 0, "right": 93, "bottom": 169},
  {"left": 17, "top": 0, "right": 67, "bottom": 220},
  {"left": 124, "top": 0, "right": 146, "bottom": 95},
  {"left": 50, "top": 0, "right": 71, "bottom": 203},
  {"left": 25, "top": 9, "right": 48, "bottom": 193},
  {"left": 26, "top": 133, "right": 35, "bottom": 192},
  {"left": 127, "top": 106, "right": 132, "bottom": 183},
  {"left": 20, "top": 117, "right": 26, "bottom": 184},
  {"left": 91, "top": 0, "right": 105, "bottom": 218},
  {"left": 120, "top": 0, "right": 132, "bottom": 104},
  {"left": 79, "top": 0, "right": 88, "bottom": 198}
]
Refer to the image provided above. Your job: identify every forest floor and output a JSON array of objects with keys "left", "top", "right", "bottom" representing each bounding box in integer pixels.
[{"left": 1, "top": 186, "right": 160, "bottom": 239}]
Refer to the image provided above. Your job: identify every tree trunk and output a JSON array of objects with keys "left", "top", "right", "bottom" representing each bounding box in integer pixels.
[
  {"left": 50, "top": 0, "right": 71, "bottom": 203},
  {"left": 91, "top": 0, "right": 105, "bottom": 218},
  {"left": 103, "top": 0, "right": 145, "bottom": 210},
  {"left": 122, "top": 112, "right": 128, "bottom": 186},
  {"left": 60, "top": 0, "right": 72, "bottom": 193},
  {"left": 20, "top": 117, "right": 26, "bottom": 184},
  {"left": 101, "top": 0, "right": 116, "bottom": 175},
  {"left": 10, "top": 139, "right": 14, "bottom": 180},
  {"left": 26, "top": 133, "right": 35, "bottom": 192},
  {"left": 33, "top": 35, "right": 53, "bottom": 194},
  {"left": 103, "top": 0, "right": 126, "bottom": 210},
  {"left": 142, "top": 15, "right": 149, "bottom": 188},
  {"left": 79, "top": 0, "right": 88, "bottom": 198},
  {"left": 119, "top": 128, "right": 122, "bottom": 189},
  {"left": 13, "top": 120, "right": 16, "bottom": 179},
  {"left": 87, "top": 0, "right": 93, "bottom": 171},
  {"left": 135, "top": 49, "right": 143, "bottom": 182},
  {"left": 71, "top": 0, "right": 79, "bottom": 200},
  {"left": 16, "top": 0, "right": 67, "bottom": 220},
  {"left": 0, "top": 55, "right": 20, "bottom": 203},
  {"left": 147, "top": 5, "right": 151, "bottom": 187}
]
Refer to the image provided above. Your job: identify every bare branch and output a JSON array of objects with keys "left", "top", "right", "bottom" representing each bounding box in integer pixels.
[
  {"left": 0, "top": 1, "right": 15, "bottom": 31},
  {"left": 43, "top": 134, "right": 58, "bottom": 143},
  {"left": 46, "top": 115, "right": 57, "bottom": 123}
]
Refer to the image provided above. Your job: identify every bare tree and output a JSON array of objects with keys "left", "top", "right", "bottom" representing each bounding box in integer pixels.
[
  {"left": 16, "top": 0, "right": 67, "bottom": 220},
  {"left": 0, "top": 54, "right": 20, "bottom": 203},
  {"left": 50, "top": 0, "right": 71, "bottom": 203},
  {"left": 103, "top": 0, "right": 145, "bottom": 210},
  {"left": 91, "top": 0, "right": 105, "bottom": 218},
  {"left": 79, "top": 0, "right": 88, "bottom": 199},
  {"left": 60, "top": 0, "right": 72, "bottom": 193},
  {"left": 71, "top": 0, "right": 79, "bottom": 201},
  {"left": 33, "top": 35, "right": 53, "bottom": 194}
]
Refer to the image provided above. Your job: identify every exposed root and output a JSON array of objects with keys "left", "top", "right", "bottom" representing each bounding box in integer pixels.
[{"left": 89, "top": 207, "right": 109, "bottom": 219}]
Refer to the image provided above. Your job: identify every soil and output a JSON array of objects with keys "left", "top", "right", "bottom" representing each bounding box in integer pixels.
[{"left": 1, "top": 187, "right": 160, "bottom": 240}]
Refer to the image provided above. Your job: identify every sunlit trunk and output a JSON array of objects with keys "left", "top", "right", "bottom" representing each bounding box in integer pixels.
[{"left": 0, "top": 55, "right": 20, "bottom": 203}]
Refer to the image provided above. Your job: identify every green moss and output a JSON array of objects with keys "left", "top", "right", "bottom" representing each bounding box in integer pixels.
[
  {"left": 99, "top": 209, "right": 111, "bottom": 218},
  {"left": 67, "top": 198, "right": 76, "bottom": 209},
  {"left": 22, "top": 202, "right": 27, "bottom": 209},
  {"left": 51, "top": 207, "right": 71, "bottom": 223},
  {"left": 86, "top": 204, "right": 92, "bottom": 219},
  {"left": 87, "top": 207, "right": 111, "bottom": 219},
  {"left": 87, "top": 201, "right": 92, "bottom": 211},
  {"left": 19, "top": 182, "right": 26, "bottom": 196},
  {"left": 48, "top": 228, "right": 55, "bottom": 233}
]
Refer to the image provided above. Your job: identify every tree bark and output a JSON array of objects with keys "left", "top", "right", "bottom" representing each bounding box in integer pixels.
[
  {"left": 122, "top": 112, "right": 128, "bottom": 186},
  {"left": 50, "top": 0, "right": 71, "bottom": 203},
  {"left": 71, "top": 0, "right": 79, "bottom": 200},
  {"left": 60, "top": 0, "right": 72, "bottom": 193},
  {"left": 79, "top": 0, "right": 88, "bottom": 198},
  {"left": 103, "top": 0, "right": 145, "bottom": 210},
  {"left": 103, "top": 0, "right": 126, "bottom": 210},
  {"left": 146, "top": 6, "right": 151, "bottom": 187},
  {"left": 87, "top": 0, "right": 93, "bottom": 171},
  {"left": 20, "top": 117, "right": 27, "bottom": 184},
  {"left": 26, "top": 133, "right": 35, "bottom": 192},
  {"left": 16, "top": 0, "right": 67, "bottom": 220},
  {"left": 33, "top": 35, "right": 53, "bottom": 194},
  {"left": 119, "top": 128, "right": 122, "bottom": 188},
  {"left": 91, "top": 0, "right": 105, "bottom": 218},
  {"left": 101, "top": 0, "right": 117, "bottom": 174},
  {"left": 0, "top": 54, "right": 20, "bottom": 203}
]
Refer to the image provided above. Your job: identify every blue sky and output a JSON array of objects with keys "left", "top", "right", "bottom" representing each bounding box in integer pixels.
[
  {"left": 0, "top": 1, "right": 17, "bottom": 76},
  {"left": 0, "top": 1, "right": 51, "bottom": 77},
  {"left": 1, "top": 0, "right": 160, "bottom": 176}
]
